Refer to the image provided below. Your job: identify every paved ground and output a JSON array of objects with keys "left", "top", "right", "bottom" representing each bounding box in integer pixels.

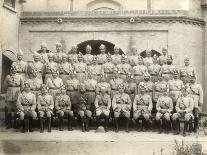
[{"left": 0, "top": 126, "right": 207, "bottom": 155}]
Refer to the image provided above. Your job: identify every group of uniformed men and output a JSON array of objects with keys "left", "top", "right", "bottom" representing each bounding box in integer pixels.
[{"left": 4, "top": 42, "right": 203, "bottom": 136}]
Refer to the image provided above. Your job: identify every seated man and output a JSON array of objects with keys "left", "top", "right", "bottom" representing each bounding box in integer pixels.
[
  {"left": 77, "top": 84, "right": 92, "bottom": 132},
  {"left": 112, "top": 84, "right": 132, "bottom": 132},
  {"left": 172, "top": 86, "right": 194, "bottom": 136},
  {"left": 133, "top": 82, "right": 153, "bottom": 131},
  {"left": 55, "top": 85, "right": 74, "bottom": 131},
  {"left": 94, "top": 86, "right": 111, "bottom": 131},
  {"left": 37, "top": 84, "right": 54, "bottom": 133},
  {"left": 16, "top": 81, "right": 37, "bottom": 133},
  {"left": 156, "top": 90, "right": 173, "bottom": 133}
]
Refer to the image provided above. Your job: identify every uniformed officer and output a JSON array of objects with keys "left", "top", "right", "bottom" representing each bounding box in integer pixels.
[
  {"left": 12, "top": 50, "right": 27, "bottom": 80},
  {"left": 84, "top": 71, "right": 98, "bottom": 115},
  {"left": 172, "top": 86, "right": 194, "bottom": 136},
  {"left": 16, "top": 81, "right": 37, "bottom": 133},
  {"left": 37, "top": 84, "right": 54, "bottom": 133},
  {"left": 132, "top": 56, "right": 148, "bottom": 85},
  {"left": 68, "top": 45, "right": 78, "bottom": 65},
  {"left": 117, "top": 55, "right": 132, "bottom": 81},
  {"left": 53, "top": 42, "right": 64, "bottom": 64},
  {"left": 112, "top": 84, "right": 132, "bottom": 132},
  {"left": 27, "top": 68, "right": 43, "bottom": 98},
  {"left": 133, "top": 83, "right": 153, "bottom": 131},
  {"left": 148, "top": 55, "right": 161, "bottom": 83},
  {"left": 59, "top": 53, "right": 72, "bottom": 84},
  {"left": 83, "top": 45, "right": 93, "bottom": 66},
  {"left": 94, "top": 86, "right": 111, "bottom": 131},
  {"left": 44, "top": 53, "right": 59, "bottom": 82},
  {"left": 96, "top": 73, "right": 111, "bottom": 96},
  {"left": 128, "top": 46, "right": 139, "bottom": 67},
  {"left": 111, "top": 46, "right": 121, "bottom": 65},
  {"left": 102, "top": 53, "right": 115, "bottom": 82},
  {"left": 77, "top": 84, "right": 92, "bottom": 132},
  {"left": 4, "top": 64, "right": 24, "bottom": 129},
  {"left": 38, "top": 42, "right": 50, "bottom": 64},
  {"left": 97, "top": 44, "right": 107, "bottom": 65},
  {"left": 46, "top": 69, "right": 63, "bottom": 100},
  {"left": 168, "top": 70, "right": 183, "bottom": 110},
  {"left": 87, "top": 56, "right": 102, "bottom": 82},
  {"left": 55, "top": 85, "right": 74, "bottom": 131},
  {"left": 156, "top": 90, "right": 173, "bottom": 133},
  {"left": 143, "top": 49, "right": 153, "bottom": 67},
  {"left": 109, "top": 68, "right": 124, "bottom": 99},
  {"left": 65, "top": 71, "right": 80, "bottom": 115},
  {"left": 159, "top": 48, "right": 168, "bottom": 66},
  {"left": 28, "top": 52, "right": 44, "bottom": 80},
  {"left": 160, "top": 55, "right": 177, "bottom": 82},
  {"left": 187, "top": 73, "right": 203, "bottom": 132},
  {"left": 139, "top": 73, "right": 154, "bottom": 100},
  {"left": 180, "top": 56, "right": 195, "bottom": 84},
  {"left": 73, "top": 52, "right": 87, "bottom": 82}
]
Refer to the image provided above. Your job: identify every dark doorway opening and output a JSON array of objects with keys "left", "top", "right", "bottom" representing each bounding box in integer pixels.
[
  {"left": 77, "top": 40, "right": 124, "bottom": 55},
  {"left": 140, "top": 50, "right": 161, "bottom": 58}
]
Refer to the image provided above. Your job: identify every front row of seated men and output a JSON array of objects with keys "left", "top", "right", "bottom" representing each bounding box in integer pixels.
[{"left": 15, "top": 76, "right": 195, "bottom": 136}]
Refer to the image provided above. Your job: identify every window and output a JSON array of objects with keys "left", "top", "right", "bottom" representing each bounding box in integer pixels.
[{"left": 4, "top": 0, "right": 15, "bottom": 9}]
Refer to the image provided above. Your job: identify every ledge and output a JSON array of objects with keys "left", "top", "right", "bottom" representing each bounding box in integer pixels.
[{"left": 3, "top": 3, "right": 17, "bottom": 13}]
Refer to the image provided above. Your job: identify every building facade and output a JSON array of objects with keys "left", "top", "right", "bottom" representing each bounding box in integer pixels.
[{"left": 1, "top": 0, "right": 207, "bottom": 112}]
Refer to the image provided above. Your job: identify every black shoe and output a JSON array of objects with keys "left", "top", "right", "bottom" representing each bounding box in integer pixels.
[
  {"left": 29, "top": 118, "right": 33, "bottom": 132},
  {"left": 48, "top": 118, "right": 51, "bottom": 132},
  {"left": 40, "top": 118, "right": 44, "bottom": 133},
  {"left": 21, "top": 120, "right": 25, "bottom": 133}
]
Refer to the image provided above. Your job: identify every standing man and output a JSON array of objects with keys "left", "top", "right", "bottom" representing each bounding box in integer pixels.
[
  {"left": 87, "top": 56, "right": 102, "bottom": 82},
  {"left": 148, "top": 55, "right": 161, "bottom": 83},
  {"left": 133, "top": 83, "right": 153, "bottom": 131},
  {"left": 68, "top": 45, "right": 78, "bottom": 65},
  {"left": 132, "top": 56, "right": 148, "bottom": 85},
  {"left": 187, "top": 73, "right": 203, "bottom": 132},
  {"left": 102, "top": 54, "right": 115, "bottom": 82},
  {"left": 97, "top": 44, "right": 107, "bottom": 65},
  {"left": 96, "top": 74, "right": 111, "bottom": 96},
  {"left": 73, "top": 52, "right": 87, "bottom": 82},
  {"left": 83, "top": 45, "right": 94, "bottom": 66},
  {"left": 16, "top": 81, "right": 37, "bottom": 133},
  {"left": 53, "top": 42, "right": 64, "bottom": 64},
  {"left": 4, "top": 64, "right": 24, "bottom": 128},
  {"left": 38, "top": 42, "right": 50, "bottom": 64},
  {"left": 143, "top": 49, "right": 153, "bottom": 67},
  {"left": 117, "top": 55, "right": 132, "bottom": 81},
  {"left": 55, "top": 85, "right": 74, "bottom": 131},
  {"left": 111, "top": 46, "right": 121, "bottom": 66},
  {"left": 37, "top": 84, "right": 54, "bottom": 133},
  {"left": 128, "top": 46, "right": 139, "bottom": 67},
  {"left": 156, "top": 90, "right": 173, "bottom": 133},
  {"left": 159, "top": 48, "right": 168, "bottom": 66},
  {"left": 180, "top": 56, "right": 195, "bottom": 85},
  {"left": 95, "top": 86, "right": 111, "bottom": 131},
  {"left": 112, "top": 84, "right": 132, "bottom": 132},
  {"left": 12, "top": 50, "right": 27, "bottom": 80},
  {"left": 59, "top": 53, "right": 72, "bottom": 85},
  {"left": 172, "top": 87, "right": 194, "bottom": 136}
]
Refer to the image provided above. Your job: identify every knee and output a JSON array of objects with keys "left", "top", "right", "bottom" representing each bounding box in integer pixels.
[
  {"left": 68, "top": 110, "right": 74, "bottom": 117},
  {"left": 20, "top": 112, "right": 24, "bottom": 120},
  {"left": 103, "top": 110, "right": 109, "bottom": 117},
  {"left": 164, "top": 113, "right": 171, "bottom": 121},
  {"left": 31, "top": 111, "right": 37, "bottom": 119},
  {"left": 96, "top": 111, "right": 101, "bottom": 117},
  {"left": 79, "top": 111, "right": 85, "bottom": 117},
  {"left": 46, "top": 111, "right": 52, "bottom": 118},
  {"left": 86, "top": 110, "right": 92, "bottom": 118},
  {"left": 133, "top": 113, "right": 138, "bottom": 120},
  {"left": 156, "top": 113, "right": 162, "bottom": 121},
  {"left": 184, "top": 114, "right": 191, "bottom": 122},
  {"left": 125, "top": 112, "right": 130, "bottom": 119},
  {"left": 39, "top": 111, "right": 44, "bottom": 118},
  {"left": 172, "top": 114, "right": 178, "bottom": 121},
  {"left": 144, "top": 113, "right": 150, "bottom": 120},
  {"left": 59, "top": 111, "right": 64, "bottom": 117},
  {"left": 114, "top": 112, "right": 119, "bottom": 118}
]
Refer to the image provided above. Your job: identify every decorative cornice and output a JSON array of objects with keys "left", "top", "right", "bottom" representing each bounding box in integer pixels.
[{"left": 20, "top": 10, "right": 205, "bottom": 27}]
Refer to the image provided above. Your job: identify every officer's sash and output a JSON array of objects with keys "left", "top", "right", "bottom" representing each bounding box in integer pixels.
[
  {"left": 138, "top": 96, "right": 145, "bottom": 105},
  {"left": 180, "top": 97, "right": 186, "bottom": 110},
  {"left": 42, "top": 96, "right": 50, "bottom": 106},
  {"left": 161, "top": 100, "right": 169, "bottom": 109},
  {"left": 22, "top": 94, "right": 32, "bottom": 106},
  {"left": 51, "top": 79, "right": 58, "bottom": 88},
  {"left": 189, "top": 85, "right": 199, "bottom": 96},
  {"left": 99, "top": 95, "right": 107, "bottom": 106}
]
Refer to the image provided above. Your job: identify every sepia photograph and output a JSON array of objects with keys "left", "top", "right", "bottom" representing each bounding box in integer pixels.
[{"left": 0, "top": 0, "right": 207, "bottom": 154}]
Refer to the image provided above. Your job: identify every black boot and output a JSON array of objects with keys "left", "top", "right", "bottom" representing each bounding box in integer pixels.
[
  {"left": 85, "top": 117, "right": 90, "bottom": 132},
  {"left": 183, "top": 121, "right": 188, "bottom": 137},
  {"left": 67, "top": 115, "right": 73, "bottom": 131},
  {"left": 21, "top": 120, "right": 25, "bottom": 133},
  {"left": 194, "top": 117, "right": 199, "bottom": 133},
  {"left": 96, "top": 116, "right": 100, "bottom": 127},
  {"left": 59, "top": 117, "right": 63, "bottom": 131},
  {"left": 105, "top": 116, "right": 109, "bottom": 132},
  {"left": 48, "top": 118, "right": 51, "bottom": 132},
  {"left": 4, "top": 107, "right": 8, "bottom": 127},
  {"left": 29, "top": 118, "right": 33, "bottom": 132},
  {"left": 81, "top": 117, "right": 85, "bottom": 132},
  {"left": 173, "top": 120, "right": 180, "bottom": 135},
  {"left": 40, "top": 118, "right": 44, "bottom": 133},
  {"left": 6, "top": 113, "right": 12, "bottom": 129},
  {"left": 115, "top": 118, "right": 119, "bottom": 132},
  {"left": 126, "top": 118, "right": 130, "bottom": 133},
  {"left": 165, "top": 120, "right": 171, "bottom": 134},
  {"left": 157, "top": 120, "right": 162, "bottom": 133}
]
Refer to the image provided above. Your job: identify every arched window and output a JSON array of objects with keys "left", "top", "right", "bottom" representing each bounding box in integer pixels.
[{"left": 87, "top": 0, "right": 122, "bottom": 11}]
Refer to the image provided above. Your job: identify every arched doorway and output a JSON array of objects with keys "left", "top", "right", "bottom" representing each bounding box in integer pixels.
[
  {"left": 1, "top": 50, "right": 16, "bottom": 92},
  {"left": 140, "top": 50, "right": 161, "bottom": 58},
  {"left": 77, "top": 40, "right": 124, "bottom": 55}
]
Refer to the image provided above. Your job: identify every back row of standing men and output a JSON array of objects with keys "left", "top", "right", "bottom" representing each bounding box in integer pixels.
[{"left": 4, "top": 42, "right": 203, "bottom": 134}]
